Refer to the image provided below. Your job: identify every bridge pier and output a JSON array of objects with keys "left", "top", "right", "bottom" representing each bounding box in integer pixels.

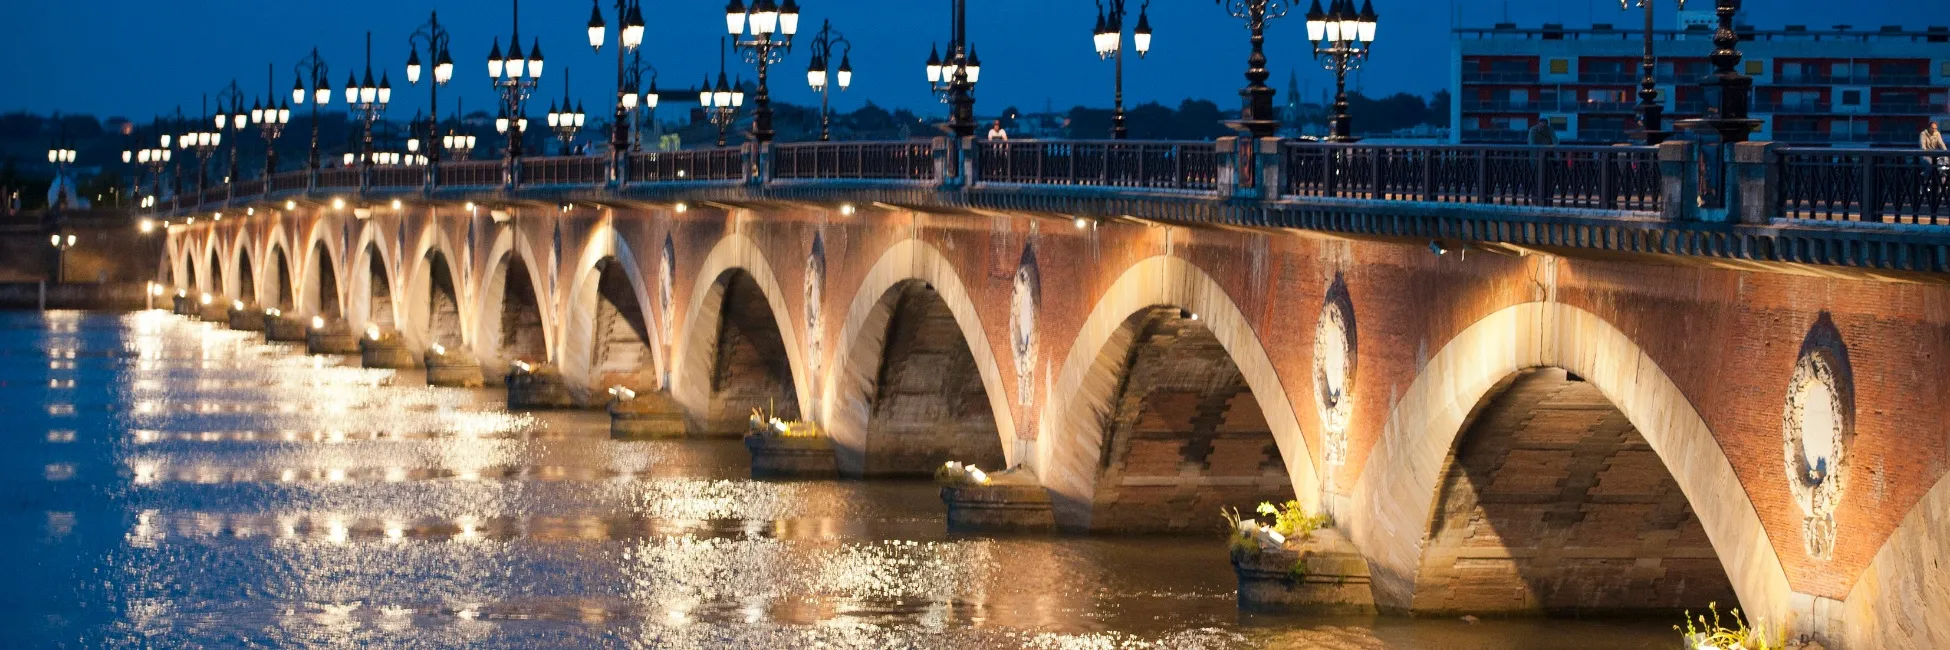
[
  {"left": 225, "top": 302, "right": 264, "bottom": 331},
  {"left": 608, "top": 391, "right": 689, "bottom": 439},
  {"left": 744, "top": 433, "right": 839, "bottom": 478},
  {"left": 423, "top": 347, "right": 484, "bottom": 387},
  {"left": 195, "top": 297, "right": 226, "bottom": 321},
  {"left": 306, "top": 320, "right": 360, "bottom": 355},
  {"left": 506, "top": 363, "right": 574, "bottom": 409},
  {"left": 171, "top": 294, "right": 194, "bottom": 316},
  {"left": 262, "top": 313, "right": 307, "bottom": 342},
  {"left": 1232, "top": 528, "right": 1376, "bottom": 614},
  {"left": 940, "top": 469, "right": 1055, "bottom": 533},
  {"left": 358, "top": 330, "right": 415, "bottom": 369}
]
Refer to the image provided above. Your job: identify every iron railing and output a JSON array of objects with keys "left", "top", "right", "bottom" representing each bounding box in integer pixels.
[
  {"left": 268, "top": 170, "right": 310, "bottom": 193},
  {"left": 315, "top": 168, "right": 361, "bottom": 190},
  {"left": 369, "top": 166, "right": 428, "bottom": 188},
  {"left": 438, "top": 161, "right": 505, "bottom": 187},
  {"left": 522, "top": 156, "right": 607, "bottom": 185},
  {"left": 772, "top": 141, "right": 937, "bottom": 180},
  {"left": 1778, "top": 148, "right": 1950, "bottom": 224},
  {"left": 975, "top": 140, "right": 1219, "bottom": 191},
  {"left": 1281, "top": 143, "right": 1662, "bottom": 211},
  {"left": 626, "top": 148, "right": 744, "bottom": 182},
  {"left": 230, "top": 179, "right": 263, "bottom": 201}
]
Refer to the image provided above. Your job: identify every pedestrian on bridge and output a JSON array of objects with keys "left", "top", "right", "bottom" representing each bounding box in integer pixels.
[
  {"left": 988, "top": 120, "right": 1009, "bottom": 141},
  {"left": 1527, "top": 119, "right": 1558, "bottom": 146},
  {"left": 1922, "top": 121, "right": 1946, "bottom": 170}
]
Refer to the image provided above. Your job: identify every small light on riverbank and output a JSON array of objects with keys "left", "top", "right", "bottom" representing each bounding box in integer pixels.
[
  {"left": 199, "top": 294, "right": 212, "bottom": 305},
  {"left": 139, "top": 219, "right": 155, "bottom": 233},
  {"left": 311, "top": 316, "right": 325, "bottom": 329}
]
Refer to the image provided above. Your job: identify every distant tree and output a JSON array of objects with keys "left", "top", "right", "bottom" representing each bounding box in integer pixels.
[
  {"left": 998, "top": 106, "right": 1022, "bottom": 133},
  {"left": 1174, "top": 100, "right": 1233, "bottom": 140},
  {"left": 1427, "top": 90, "right": 1452, "bottom": 129}
]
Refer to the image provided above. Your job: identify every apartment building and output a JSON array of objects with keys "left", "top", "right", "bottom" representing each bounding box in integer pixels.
[{"left": 1452, "top": 14, "right": 1950, "bottom": 147}]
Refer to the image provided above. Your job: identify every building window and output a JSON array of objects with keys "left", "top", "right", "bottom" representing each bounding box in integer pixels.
[
  {"left": 1840, "top": 90, "right": 1862, "bottom": 107},
  {"left": 1940, "top": 62, "right": 1950, "bottom": 77},
  {"left": 1547, "top": 116, "right": 1569, "bottom": 131},
  {"left": 1745, "top": 61, "right": 1763, "bottom": 75},
  {"left": 1549, "top": 59, "right": 1569, "bottom": 75}
]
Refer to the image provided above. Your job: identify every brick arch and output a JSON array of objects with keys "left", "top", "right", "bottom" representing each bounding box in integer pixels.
[
  {"left": 298, "top": 220, "right": 346, "bottom": 320},
  {"left": 473, "top": 227, "right": 554, "bottom": 371},
  {"left": 265, "top": 241, "right": 295, "bottom": 311},
  {"left": 1346, "top": 302, "right": 1794, "bottom": 625},
  {"left": 1034, "top": 254, "right": 1320, "bottom": 531},
  {"left": 228, "top": 225, "right": 256, "bottom": 305},
  {"left": 1844, "top": 470, "right": 1950, "bottom": 649},
  {"left": 672, "top": 233, "right": 807, "bottom": 435},
  {"left": 351, "top": 238, "right": 396, "bottom": 332},
  {"left": 204, "top": 245, "right": 225, "bottom": 300},
  {"left": 823, "top": 238, "right": 1017, "bottom": 477},
  {"left": 560, "top": 227, "right": 661, "bottom": 400},
  {"left": 402, "top": 224, "right": 466, "bottom": 353}
]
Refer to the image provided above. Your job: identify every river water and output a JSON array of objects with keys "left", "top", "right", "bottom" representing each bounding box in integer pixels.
[{"left": 1, "top": 311, "right": 1680, "bottom": 649}]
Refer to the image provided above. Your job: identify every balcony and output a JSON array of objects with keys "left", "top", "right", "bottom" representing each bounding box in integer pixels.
[
  {"left": 1770, "top": 73, "right": 1852, "bottom": 85},
  {"left": 1462, "top": 100, "right": 1553, "bottom": 112},
  {"left": 1772, "top": 131, "right": 1923, "bottom": 146},
  {"left": 1460, "top": 129, "right": 1530, "bottom": 143},
  {"left": 1873, "top": 101, "right": 1947, "bottom": 114},
  {"left": 1576, "top": 72, "right": 1640, "bottom": 84},
  {"left": 1462, "top": 71, "right": 1541, "bottom": 84},
  {"left": 1753, "top": 101, "right": 1837, "bottom": 114},
  {"left": 1564, "top": 100, "right": 1637, "bottom": 112}
]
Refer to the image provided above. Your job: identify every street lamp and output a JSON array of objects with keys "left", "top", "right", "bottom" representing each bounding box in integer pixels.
[
  {"left": 1304, "top": 0, "right": 1377, "bottom": 142},
  {"left": 489, "top": 0, "right": 545, "bottom": 162},
  {"left": 182, "top": 96, "right": 223, "bottom": 195},
  {"left": 442, "top": 98, "right": 480, "bottom": 160},
  {"left": 804, "top": 19, "right": 852, "bottom": 141},
  {"left": 291, "top": 48, "right": 332, "bottom": 170},
  {"left": 250, "top": 64, "right": 293, "bottom": 177},
  {"left": 699, "top": 39, "right": 746, "bottom": 147},
  {"left": 587, "top": 0, "right": 648, "bottom": 152},
  {"left": 215, "top": 80, "right": 251, "bottom": 182},
  {"left": 619, "top": 53, "right": 661, "bottom": 151},
  {"left": 1216, "top": 0, "right": 1290, "bottom": 139},
  {"left": 49, "top": 231, "right": 75, "bottom": 284},
  {"left": 132, "top": 117, "right": 173, "bottom": 207},
  {"left": 923, "top": 0, "right": 980, "bottom": 138},
  {"left": 725, "top": 0, "right": 800, "bottom": 145},
  {"left": 1092, "top": 0, "right": 1154, "bottom": 139},
  {"left": 1622, "top": 0, "right": 1682, "bottom": 144},
  {"left": 545, "top": 69, "right": 588, "bottom": 152},
  {"left": 345, "top": 32, "right": 393, "bottom": 170},
  {"left": 407, "top": 11, "right": 456, "bottom": 163}
]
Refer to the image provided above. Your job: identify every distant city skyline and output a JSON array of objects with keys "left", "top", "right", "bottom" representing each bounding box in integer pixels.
[{"left": 2, "top": 0, "right": 1936, "bottom": 121}]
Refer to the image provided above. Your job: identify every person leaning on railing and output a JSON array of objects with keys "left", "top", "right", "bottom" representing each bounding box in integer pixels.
[
  {"left": 1527, "top": 119, "right": 1559, "bottom": 146},
  {"left": 1923, "top": 121, "right": 1947, "bottom": 171}
]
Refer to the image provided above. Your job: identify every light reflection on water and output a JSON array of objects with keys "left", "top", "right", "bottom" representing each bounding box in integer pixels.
[{"left": 0, "top": 311, "right": 1678, "bottom": 649}]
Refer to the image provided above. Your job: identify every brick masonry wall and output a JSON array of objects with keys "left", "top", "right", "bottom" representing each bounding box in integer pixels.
[
  {"left": 861, "top": 282, "right": 1006, "bottom": 476},
  {"left": 706, "top": 270, "right": 799, "bottom": 434}
]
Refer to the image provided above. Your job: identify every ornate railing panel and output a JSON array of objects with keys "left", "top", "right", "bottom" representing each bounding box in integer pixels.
[
  {"left": 438, "top": 161, "right": 506, "bottom": 187},
  {"left": 975, "top": 140, "right": 1219, "bottom": 191},
  {"left": 315, "top": 168, "right": 361, "bottom": 190},
  {"left": 522, "top": 156, "right": 606, "bottom": 186},
  {"left": 1778, "top": 148, "right": 1950, "bottom": 224},
  {"left": 230, "top": 179, "right": 264, "bottom": 201},
  {"left": 1282, "top": 143, "right": 1659, "bottom": 211},
  {"left": 626, "top": 148, "right": 744, "bottom": 183},
  {"left": 370, "top": 166, "right": 428, "bottom": 188},
  {"left": 268, "top": 170, "right": 310, "bottom": 193},
  {"left": 772, "top": 141, "right": 937, "bottom": 180}
]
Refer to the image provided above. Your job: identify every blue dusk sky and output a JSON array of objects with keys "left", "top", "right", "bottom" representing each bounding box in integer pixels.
[{"left": 2, "top": 0, "right": 1940, "bottom": 120}]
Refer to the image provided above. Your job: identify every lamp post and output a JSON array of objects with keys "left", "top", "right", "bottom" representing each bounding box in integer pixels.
[
  {"left": 1623, "top": 0, "right": 1682, "bottom": 144},
  {"left": 291, "top": 48, "right": 332, "bottom": 171},
  {"left": 1092, "top": 0, "right": 1154, "bottom": 139},
  {"left": 725, "top": 0, "right": 800, "bottom": 145},
  {"left": 1303, "top": 0, "right": 1377, "bottom": 142},
  {"left": 131, "top": 117, "right": 172, "bottom": 206},
  {"left": 586, "top": 0, "right": 647, "bottom": 152},
  {"left": 699, "top": 39, "right": 747, "bottom": 147},
  {"left": 489, "top": 0, "right": 544, "bottom": 163},
  {"left": 407, "top": 12, "right": 456, "bottom": 165},
  {"left": 442, "top": 97, "right": 480, "bottom": 160},
  {"left": 546, "top": 69, "right": 587, "bottom": 152},
  {"left": 46, "top": 138, "right": 76, "bottom": 171},
  {"left": 215, "top": 80, "right": 250, "bottom": 182},
  {"left": 250, "top": 64, "right": 292, "bottom": 177},
  {"left": 1216, "top": 0, "right": 1290, "bottom": 139},
  {"left": 345, "top": 32, "right": 393, "bottom": 172},
  {"left": 49, "top": 231, "right": 75, "bottom": 284},
  {"left": 923, "top": 0, "right": 980, "bottom": 138},
  {"left": 182, "top": 96, "right": 222, "bottom": 196},
  {"left": 1693, "top": 0, "right": 1757, "bottom": 143},
  {"left": 804, "top": 19, "right": 852, "bottom": 141},
  {"left": 621, "top": 53, "right": 661, "bottom": 151}
]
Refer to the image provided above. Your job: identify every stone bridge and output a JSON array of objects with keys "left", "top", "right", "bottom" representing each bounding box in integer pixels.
[{"left": 153, "top": 138, "right": 1950, "bottom": 648}]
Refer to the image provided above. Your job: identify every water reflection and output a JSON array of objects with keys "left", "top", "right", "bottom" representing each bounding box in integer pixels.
[{"left": 0, "top": 311, "right": 1679, "bottom": 649}]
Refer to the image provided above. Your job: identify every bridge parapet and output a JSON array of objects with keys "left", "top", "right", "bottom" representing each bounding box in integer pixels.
[{"left": 153, "top": 137, "right": 1950, "bottom": 274}]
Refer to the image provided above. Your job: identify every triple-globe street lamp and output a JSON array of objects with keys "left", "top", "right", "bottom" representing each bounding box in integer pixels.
[
  {"left": 406, "top": 11, "right": 456, "bottom": 163},
  {"left": 1303, "top": 0, "right": 1377, "bottom": 142},
  {"left": 291, "top": 48, "right": 332, "bottom": 170},
  {"left": 488, "top": 0, "right": 545, "bottom": 161},
  {"left": 1091, "top": 0, "right": 1154, "bottom": 139},
  {"left": 249, "top": 64, "right": 292, "bottom": 177},
  {"left": 545, "top": 70, "right": 589, "bottom": 151},
  {"left": 180, "top": 97, "right": 223, "bottom": 194},
  {"left": 923, "top": 0, "right": 981, "bottom": 138},
  {"left": 344, "top": 33, "right": 393, "bottom": 168},
  {"left": 699, "top": 39, "right": 747, "bottom": 147},
  {"left": 725, "top": 0, "right": 801, "bottom": 145},
  {"left": 586, "top": 0, "right": 649, "bottom": 152},
  {"left": 804, "top": 19, "right": 852, "bottom": 142},
  {"left": 1214, "top": 0, "right": 1287, "bottom": 139},
  {"left": 214, "top": 81, "right": 250, "bottom": 182}
]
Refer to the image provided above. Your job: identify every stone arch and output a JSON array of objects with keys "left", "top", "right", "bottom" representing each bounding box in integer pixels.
[
  {"left": 824, "top": 239, "right": 1017, "bottom": 477},
  {"left": 266, "top": 243, "right": 295, "bottom": 311},
  {"left": 1035, "top": 255, "right": 1319, "bottom": 532},
  {"left": 561, "top": 232, "right": 659, "bottom": 399},
  {"left": 205, "top": 247, "right": 225, "bottom": 299},
  {"left": 672, "top": 233, "right": 808, "bottom": 435},
  {"left": 409, "top": 248, "right": 465, "bottom": 350},
  {"left": 353, "top": 239, "right": 397, "bottom": 331},
  {"left": 476, "top": 239, "right": 551, "bottom": 372},
  {"left": 1346, "top": 301, "right": 1793, "bottom": 623},
  {"left": 181, "top": 244, "right": 199, "bottom": 296},
  {"left": 1843, "top": 469, "right": 1950, "bottom": 649},
  {"left": 305, "top": 239, "right": 343, "bottom": 320},
  {"left": 235, "top": 248, "right": 256, "bottom": 307},
  {"left": 1407, "top": 367, "right": 1738, "bottom": 614}
]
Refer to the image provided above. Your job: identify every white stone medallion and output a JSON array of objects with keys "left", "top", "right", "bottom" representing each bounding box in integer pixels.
[
  {"left": 805, "top": 234, "right": 827, "bottom": 408},
  {"left": 1010, "top": 243, "right": 1039, "bottom": 407},
  {"left": 658, "top": 234, "right": 676, "bottom": 387},
  {"left": 1781, "top": 315, "right": 1854, "bottom": 559},
  {"left": 1314, "top": 275, "right": 1356, "bottom": 469}
]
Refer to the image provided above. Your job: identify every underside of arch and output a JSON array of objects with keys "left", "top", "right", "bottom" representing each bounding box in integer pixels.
[
  {"left": 700, "top": 269, "right": 799, "bottom": 434},
  {"left": 424, "top": 250, "right": 462, "bottom": 348},
  {"left": 270, "top": 246, "right": 294, "bottom": 310},
  {"left": 849, "top": 280, "right": 1005, "bottom": 477},
  {"left": 365, "top": 243, "right": 394, "bottom": 329},
  {"left": 1410, "top": 367, "right": 1735, "bottom": 614},
  {"left": 310, "top": 241, "right": 341, "bottom": 320}
]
